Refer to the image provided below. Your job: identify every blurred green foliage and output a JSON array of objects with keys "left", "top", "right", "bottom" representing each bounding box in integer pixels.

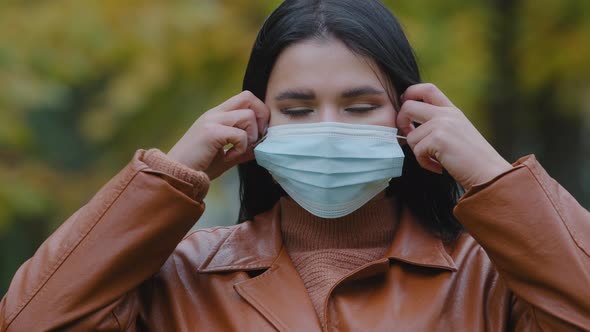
[{"left": 1, "top": 0, "right": 589, "bottom": 295}]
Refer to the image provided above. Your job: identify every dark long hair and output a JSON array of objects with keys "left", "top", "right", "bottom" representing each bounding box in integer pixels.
[{"left": 238, "top": 0, "right": 464, "bottom": 241}]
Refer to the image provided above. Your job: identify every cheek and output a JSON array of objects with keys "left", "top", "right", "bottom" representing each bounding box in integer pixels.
[
  {"left": 268, "top": 109, "right": 291, "bottom": 126},
  {"left": 371, "top": 106, "right": 397, "bottom": 128}
]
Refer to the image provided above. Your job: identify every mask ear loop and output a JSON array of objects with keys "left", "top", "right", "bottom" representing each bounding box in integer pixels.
[{"left": 253, "top": 133, "right": 268, "bottom": 147}]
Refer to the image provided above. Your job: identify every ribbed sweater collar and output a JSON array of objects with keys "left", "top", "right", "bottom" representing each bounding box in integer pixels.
[{"left": 279, "top": 196, "right": 398, "bottom": 252}]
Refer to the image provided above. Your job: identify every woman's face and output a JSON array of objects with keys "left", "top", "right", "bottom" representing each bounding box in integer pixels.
[{"left": 265, "top": 38, "right": 398, "bottom": 128}]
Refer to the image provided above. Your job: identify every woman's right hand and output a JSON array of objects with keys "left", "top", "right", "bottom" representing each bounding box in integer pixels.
[{"left": 167, "top": 91, "right": 270, "bottom": 180}]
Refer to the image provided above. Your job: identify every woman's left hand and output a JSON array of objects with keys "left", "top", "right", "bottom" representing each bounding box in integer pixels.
[{"left": 396, "top": 83, "right": 513, "bottom": 190}]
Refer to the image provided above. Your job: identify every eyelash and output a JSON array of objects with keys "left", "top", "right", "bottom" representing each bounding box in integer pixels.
[
  {"left": 347, "top": 106, "right": 379, "bottom": 113},
  {"left": 280, "top": 106, "right": 379, "bottom": 117},
  {"left": 280, "top": 108, "right": 313, "bottom": 117}
]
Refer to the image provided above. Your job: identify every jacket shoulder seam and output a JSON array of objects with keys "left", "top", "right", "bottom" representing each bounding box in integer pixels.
[{"left": 523, "top": 162, "right": 590, "bottom": 257}]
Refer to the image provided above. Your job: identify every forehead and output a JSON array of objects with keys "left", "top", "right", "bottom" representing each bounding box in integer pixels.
[{"left": 267, "top": 38, "right": 387, "bottom": 96}]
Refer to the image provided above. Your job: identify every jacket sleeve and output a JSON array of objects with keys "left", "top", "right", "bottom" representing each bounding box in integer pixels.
[
  {"left": 0, "top": 149, "right": 210, "bottom": 332},
  {"left": 454, "top": 155, "right": 590, "bottom": 330}
]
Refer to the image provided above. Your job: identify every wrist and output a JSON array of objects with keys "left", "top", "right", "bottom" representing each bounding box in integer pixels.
[
  {"left": 166, "top": 147, "right": 200, "bottom": 172},
  {"left": 468, "top": 160, "right": 513, "bottom": 189}
]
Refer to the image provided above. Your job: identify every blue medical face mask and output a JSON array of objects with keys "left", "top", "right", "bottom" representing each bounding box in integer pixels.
[{"left": 254, "top": 122, "right": 405, "bottom": 218}]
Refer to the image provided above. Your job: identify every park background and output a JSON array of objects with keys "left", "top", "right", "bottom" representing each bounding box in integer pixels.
[{"left": 1, "top": 0, "right": 589, "bottom": 295}]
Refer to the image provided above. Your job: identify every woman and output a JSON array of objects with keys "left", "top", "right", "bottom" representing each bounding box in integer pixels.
[{"left": 2, "top": 0, "right": 589, "bottom": 331}]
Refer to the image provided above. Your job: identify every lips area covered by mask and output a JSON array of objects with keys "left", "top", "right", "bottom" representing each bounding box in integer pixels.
[{"left": 254, "top": 122, "right": 405, "bottom": 218}]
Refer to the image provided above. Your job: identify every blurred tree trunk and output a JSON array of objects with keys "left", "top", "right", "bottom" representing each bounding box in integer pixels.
[
  {"left": 530, "top": 83, "right": 586, "bottom": 203},
  {"left": 487, "top": 0, "right": 522, "bottom": 161},
  {"left": 487, "top": 0, "right": 588, "bottom": 205}
]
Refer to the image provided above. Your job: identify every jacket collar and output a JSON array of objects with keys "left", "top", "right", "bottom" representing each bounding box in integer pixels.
[
  {"left": 385, "top": 206, "right": 457, "bottom": 271},
  {"left": 198, "top": 198, "right": 457, "bottom": 273},
  {"left": 197, "top": 206, "right": 281, "bottom": 273}
]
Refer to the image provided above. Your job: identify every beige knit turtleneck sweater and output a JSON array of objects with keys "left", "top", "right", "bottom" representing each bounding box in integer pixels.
[{"left": 279, "top": 196, "right": 397, "bottom": 326}]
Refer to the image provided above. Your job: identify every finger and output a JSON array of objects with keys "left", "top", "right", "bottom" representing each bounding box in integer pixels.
[
  {"left": 402, "top": 83, "right": 454, "bottom": 107},
  {"left": 229, "top": 146, "right": 256, "bottom": 166},
  {"left": 412, "top": 134, "right": 443, "bottom": 174},
  {"left": 397, "top": 100, "right": 442, "bottom": 136},
  {"left": 210, "top": 146, "right": 256, "bottom": 178},
  {"left": 405, "top": 121, "right": 434, "bottom": 150},
  {"left": 214, "top": 126, "right": 249, "bottom": 161},
  {"left": 214, "top": 109, "right": 259, "bottom": 144},
  {"left": 215, "top": 91, "right": 270, "bottom": 136}
]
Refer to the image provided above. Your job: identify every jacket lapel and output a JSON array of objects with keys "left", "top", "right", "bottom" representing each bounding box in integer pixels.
[
  {"left": 233, "top": 248, "right": 322, "bottom": 331},
  {"left": 197, "top": 203, "right": 322, "bottom": 331},
  {"left": 385, "top": 205, "right": 457, "bottom": 271},
  {"left": 197, "top": 205, "right": 281, "bottom": 273}
]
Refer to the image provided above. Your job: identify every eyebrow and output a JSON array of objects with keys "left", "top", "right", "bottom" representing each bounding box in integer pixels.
[
  {"left": 341, "top": 86, "right": 385, "bottom": 98},
  {"left": 274, "top": 89, "right": 316, "bottom": 101},
  {"left": 274, "top": 86, "right": 385, "bottom": 101}
]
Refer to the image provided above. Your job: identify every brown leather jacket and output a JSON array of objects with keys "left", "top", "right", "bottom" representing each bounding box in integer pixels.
[{"left": 1, "top": 149, "right": 589, "bottom": 331}]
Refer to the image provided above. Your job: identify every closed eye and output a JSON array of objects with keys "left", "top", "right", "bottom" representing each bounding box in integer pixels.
[
  {"left": 280, "top": 107, "right": 314, "bottom": 117},
  {"left": 345, "top": 105, "right": 380, "bottom": 113}
]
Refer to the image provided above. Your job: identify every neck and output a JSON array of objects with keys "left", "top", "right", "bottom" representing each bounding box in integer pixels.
[{"left": 279, "top": 195, "right": 399, "bottom": 252}]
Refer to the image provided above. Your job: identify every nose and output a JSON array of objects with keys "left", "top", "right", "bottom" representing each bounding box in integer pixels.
[{"left": 319, "top": 105, "right": 341, "bottom": 123}]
